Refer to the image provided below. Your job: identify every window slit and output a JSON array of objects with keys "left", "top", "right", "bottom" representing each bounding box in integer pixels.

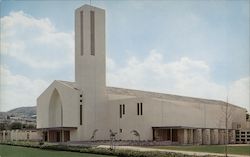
[
  {"left": 90, "top": 11, "right": 95, "bottom": 55},
  {"left": 80, "top": 11, "right": 84, "bottom": 56}
]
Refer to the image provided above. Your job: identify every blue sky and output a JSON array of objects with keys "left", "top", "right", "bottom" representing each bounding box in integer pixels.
[{"left": 0, "top": 0, "right": 249, "bottom": 111}]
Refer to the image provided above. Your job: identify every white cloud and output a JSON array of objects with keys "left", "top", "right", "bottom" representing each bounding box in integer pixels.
[
  {"left": 0, "top": 11, "right": 248, "bottom": 112},
  {"left": 1, "top": 11, "right": 74, "bottom": 69},
  {"left": 107, "top": 50, "right": 250, "bottom": 111},
  {"left": 0, "top": 65, "right": 49, "bottom": 111}
]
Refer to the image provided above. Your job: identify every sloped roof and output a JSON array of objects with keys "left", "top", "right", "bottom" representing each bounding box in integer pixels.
[
  {"left": 107, "top": 87, "right": 244, "bottom": 109},
  {"left": 106, "top": 86, "right": 220, "bottom": 104},
  {"left": 56, "top": 80, "right": 80, "bottom": 90},
  {"left": 56, "top": 81, "right": 245, "bottom": 110}
]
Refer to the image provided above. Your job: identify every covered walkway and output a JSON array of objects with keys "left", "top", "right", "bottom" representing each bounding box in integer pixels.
[{"left": 152, "top": 126, "right": 236, "bottom": 145}]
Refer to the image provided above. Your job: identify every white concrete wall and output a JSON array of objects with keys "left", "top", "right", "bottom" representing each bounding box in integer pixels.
[
  {"left": 0, "top": 130, "right": 41, "bottom": 142},
  {"left": 37, "top": 81, "right": 79, "bottom": 129},
  {"left": 108, "top": 96, "right": 247, "bottom": 141},
  {"left": 247, "top": 121, "right": 250, "bottom": 129}
]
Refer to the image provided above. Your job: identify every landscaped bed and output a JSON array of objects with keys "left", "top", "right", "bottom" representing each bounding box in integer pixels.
[
  {"left": 0, "top": 144, "right": 113, "bottom": 157},
  {"left": 4, "top": 141, "right": 249, "bottom": 157},
  {"left": 0, "top": 142, "right": 212, "bottom": 157}
]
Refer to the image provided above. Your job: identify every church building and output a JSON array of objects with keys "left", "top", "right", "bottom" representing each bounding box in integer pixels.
[{"left": 37, "top": 5, "right": 249, "bottom": 145}]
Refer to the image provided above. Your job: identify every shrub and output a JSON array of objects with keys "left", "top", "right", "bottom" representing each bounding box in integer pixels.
[
  {"left": 0, "top": 141, "right": 219, "bottom": 157},
  {"left": 9, "top": 122, "right": 22, "bottom": 129}
]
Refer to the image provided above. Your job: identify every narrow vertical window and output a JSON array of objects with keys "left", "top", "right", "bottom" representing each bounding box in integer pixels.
[
  {"left": 120, "top": 104, "right": 122, "bottom": 118},
  {"left": 123, "top": 104, "right": 125, "bottom": 115},
  {"left": 140, "top": 102, "right": 143, "bottom": 115},
  {"left": 80, "top": 105, "right": 83, "bottom": 125},
  {"left": 90, "top": 10, "right": 95, "bottom": 56},
  {"left": 137, "top": 103, "right": 140, "bottom": 115},
  {"left": 80, "top": 11, "right": 84, "bottom": 56}
]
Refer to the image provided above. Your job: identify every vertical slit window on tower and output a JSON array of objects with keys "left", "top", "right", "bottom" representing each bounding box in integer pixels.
[
  {"left": 80, "top": 105, "right": 82, "bottom": 125},
  {"left": 123, "top": 104, "right": 125, "bottom": 115},
  {"left": 140, "top": 102, "right": 143, "bottom": 115},
  {"left": 137, "top": 103, "right": 139, "bottom": 115},
  {"left": 120, "top": 104, "right": 122, "bottom": 118},
  {"left": 90, "top": 10, "right": 95, "bottom": 56},
  {"left": 80, "top": 11, "right": 83, "bottom": 56}
]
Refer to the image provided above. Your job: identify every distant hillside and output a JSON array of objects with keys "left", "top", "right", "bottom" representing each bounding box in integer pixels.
[
  {"left": 0, "top": 112, "right": 7, "bottom": 119},
  {"left": 6, "top": 106, "right": 36, "bottom": 117}
]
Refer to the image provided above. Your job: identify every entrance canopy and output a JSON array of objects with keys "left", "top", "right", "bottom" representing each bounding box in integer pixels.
[
  {"left": 152, "top": 126, "right": 197, "bottom": 130},
  {"left": 38, "top": 127, "right": 77, "bottom": 131}
]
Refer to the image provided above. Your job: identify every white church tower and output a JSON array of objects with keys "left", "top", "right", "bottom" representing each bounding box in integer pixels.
[
  {"left": 37, "top": 5, "right": 109, "bottom": 142},
  {"left": 75, "top": 5, "right": 108, "bottom": 140}
]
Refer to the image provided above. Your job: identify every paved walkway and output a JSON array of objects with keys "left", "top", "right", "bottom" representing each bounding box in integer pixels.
[{"left": 97, "top": 145, "right": 249, "bottom": 157}]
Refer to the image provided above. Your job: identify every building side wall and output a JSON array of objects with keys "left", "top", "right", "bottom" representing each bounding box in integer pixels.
[{"left": 108, "top": 96, "right": 247, "bottom": 141}]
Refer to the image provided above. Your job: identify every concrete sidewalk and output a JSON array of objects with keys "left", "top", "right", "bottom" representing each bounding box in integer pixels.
[{"left": 97, "top": 145, "right": 250, "bottom": 157}]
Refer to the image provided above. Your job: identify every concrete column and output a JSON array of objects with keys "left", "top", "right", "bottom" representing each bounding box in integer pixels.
[
  {"left": 219, "top": 129, "right": 225, "bottom": 144},
  {"left": 187, "top": 129, "right": 194, "bottom": 144},
  {"left": 228, "top": 130, "right": 235, "bottom": 144},
  {"left": 202, "top": 129, "right": 211, "bottom": 145},
  {"left": 3, "top": 131, "right": 5, "bottom": 141},
  {"left": 184, "top": 129, "right": 188, "bottom": 145},
  {"left": 193, "top": 129, "right": 202, "bottom": 145},
  {"left": 178, "top": 129, "right": 188, "bottom": 145},
  {"left": 170, "top": 129, "right": 172, "bottom": 142},
  {"left": 10, "top": 130, "right": 14, "bottom": 141},
  {"left": 210, "top": 129, "right": 219, "bottom": 144}
]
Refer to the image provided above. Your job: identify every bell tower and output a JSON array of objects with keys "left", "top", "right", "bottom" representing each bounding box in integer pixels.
[{"left": 75, "top": 5, "right": 108, "bottom": 140}]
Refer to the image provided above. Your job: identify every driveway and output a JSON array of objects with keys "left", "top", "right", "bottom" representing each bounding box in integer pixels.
[{"left": 97, "top": 145, "right": 249, "bottom": 157}]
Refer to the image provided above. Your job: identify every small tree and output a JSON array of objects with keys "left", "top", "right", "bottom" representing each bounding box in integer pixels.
[
  {"left": 109, "top": 129, "right": 117, "bottom": 150},
  {"left": 0, "top": 123, "right": 7, "bottom": 130},
  {"left": 23, "top": 124, "right": 36, "bottom": 129},
  {"left": 130, "top": 130, "right": 140, "bottom": 141},
  {"left": 90, "top": 129, "right": 98, "bottom": 140},
  {"left": 246, "top": 112, "right": 250, "bottom": 121}
]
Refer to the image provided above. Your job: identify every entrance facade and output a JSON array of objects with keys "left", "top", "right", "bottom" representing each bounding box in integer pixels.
[
  {"left": 41, "top": 127, "right": 76, "bottom": 142},
  {"left": 153, "top": 128, "right": 178, "bottom": 143}
]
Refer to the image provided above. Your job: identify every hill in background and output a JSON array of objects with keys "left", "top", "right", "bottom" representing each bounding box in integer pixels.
[{"left": 0, "top": 106, "right": 36, "bottom": 118}]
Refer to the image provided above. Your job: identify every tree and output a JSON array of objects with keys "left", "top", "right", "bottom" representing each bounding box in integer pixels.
[
  {"left": 217, "top": 97, "right": 233, "bottom": 157},
  {"left": 224, "top": 95, "right": 233, "bottom": 157},
  {"left": 0, "top": 123, "right": 7, "bottom": 130},
  {"left": 23, "top": 124, "right": 36, "bottom": 129},
  {"left": 109, "top": 129, "right": 117, "bottom": 150},
  {"left": 90, "top": 129, "right": 98, "bottom": 140},
  {"left": 9, "top": 122, "right": 23, "bottom": 129},
  {"left": 130, "top": 130, "right": 140, "bottom": 141},
  {"left": 246, "top": 112, "right": 250, "bottom": 121}
]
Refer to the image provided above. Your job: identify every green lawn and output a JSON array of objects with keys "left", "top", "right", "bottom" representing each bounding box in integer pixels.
[
  {"left": 154, "top": 145, "right": 250, "bottom": 155},
  {"left": 0, "top": 145, "right": 115, "bottom": 157}
]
